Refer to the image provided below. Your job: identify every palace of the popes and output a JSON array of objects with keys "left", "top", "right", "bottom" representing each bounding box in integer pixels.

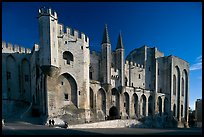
[{"left": 2, "top": 8, "right": 189, "bottom": 128}]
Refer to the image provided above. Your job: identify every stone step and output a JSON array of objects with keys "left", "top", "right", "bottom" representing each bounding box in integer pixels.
[{"left": 68, "top": 119, "right": 140, "bottom": 128}]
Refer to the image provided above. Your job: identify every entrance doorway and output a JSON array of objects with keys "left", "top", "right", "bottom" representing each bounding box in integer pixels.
[{"left": 109, "top": 106, "right": 119, "bottom": 120}]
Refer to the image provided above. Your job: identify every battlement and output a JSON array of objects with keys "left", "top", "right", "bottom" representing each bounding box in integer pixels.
[
  {"left": 125, "top": 60, "right": 144, "bottom": 69},
  {"left": 38, "top": 7, "right": 57, "bottom": 19},
  {"left": 2, "top": 41, "right": 31, "bottom": 54},
  {"left": 58, "top": 24, "right": 89, "bottom": 44}
]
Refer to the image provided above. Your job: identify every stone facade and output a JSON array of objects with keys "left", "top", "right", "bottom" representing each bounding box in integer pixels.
[{"left": 2, "top": 8, "right": 189, "bottom": 127}]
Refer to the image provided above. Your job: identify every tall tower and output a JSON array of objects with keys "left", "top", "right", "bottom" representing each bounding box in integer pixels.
[
  {"left": 101, "top": 24, "right": 111, "bottom": 84},
  {"left": 115, "top": 32, "right": 125, "bottom": 87},
  {"left": 38, "top": 7, "right": 59, "bottom": 75}
]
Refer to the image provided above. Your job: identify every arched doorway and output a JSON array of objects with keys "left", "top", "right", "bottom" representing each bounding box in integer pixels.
[
  {"left": 148, "top": 95, "right": 153, "bottom": 116},
  {"left": 109, "top": 106, "right": 119, "bottom": 120},
  {"left": 140, "top": 94, "right": 146, "bottom": 116},
  {"left": 132, "top": 93, "right": 138, "bottom": 117},
  {"left": 124, "top": 92, "right": 129, "bottom": 116},
  {"left": 97, "top": 88, "right": 106, "bottom": 115}
]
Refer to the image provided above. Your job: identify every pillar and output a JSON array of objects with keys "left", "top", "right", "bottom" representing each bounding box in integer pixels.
[{"left": 145, "top": 96, "right": 148, "bottom": 116}]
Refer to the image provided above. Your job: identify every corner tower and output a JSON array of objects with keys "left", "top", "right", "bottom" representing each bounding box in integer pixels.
[
  {"left": 101, "top": 24, "right": 111, "bottom": 84},
  {"left": 116, "top": 32, "right": 125, "bottom": 87},
  {"left": 38, "top": 7, "right": 59, "bottom": 75}
]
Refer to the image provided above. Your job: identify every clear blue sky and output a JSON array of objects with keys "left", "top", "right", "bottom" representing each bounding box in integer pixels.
[{"left": 2, "top": 2, "right": 202, "bottom": 110}]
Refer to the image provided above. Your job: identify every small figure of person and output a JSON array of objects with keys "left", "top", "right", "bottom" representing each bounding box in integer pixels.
[
  {"left": 52, "top": 119, "right": 55, "bottom": 126},
  {"left": 49, "top": 119, "right": 51, "bottom": 127}
]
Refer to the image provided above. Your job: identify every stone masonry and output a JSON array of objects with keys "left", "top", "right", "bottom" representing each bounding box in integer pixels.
[{"left": 2, "top": 7, "right": 189, "bottom": 127}]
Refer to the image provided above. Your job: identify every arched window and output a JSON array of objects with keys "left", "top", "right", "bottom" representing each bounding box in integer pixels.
[
  {"left": 63, "top": 51, "right": 74, "bottom": 64},
  {"left": 141, "top": 94, "right": 146, "bottom": 116}
]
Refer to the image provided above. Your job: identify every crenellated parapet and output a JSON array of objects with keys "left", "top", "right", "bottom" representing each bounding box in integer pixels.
[
  {"left": 2, "top": 41, "right": 31, "bottom": 54},
  {"left": 125, "top": 60, "right": 144, "bottom": 69},
  {"left": 58, "top": 24, "right": 89, "bottom": 45}
]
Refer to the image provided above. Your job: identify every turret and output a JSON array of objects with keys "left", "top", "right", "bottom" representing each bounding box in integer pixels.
[
  {"left": 115, "top": 32, "right": 125, "bottom": 86},
  {"left": 116, "top": 32, "right": 124, "bottom": 49},
  {"left": 101, "top": 24, "right": 111, "bottom": 84},
  {"left": 38, "top": 7, "right": 59, "bottom": 76}
]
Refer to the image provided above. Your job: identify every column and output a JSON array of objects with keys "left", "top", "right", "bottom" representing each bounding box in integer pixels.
[
  {"left": 154, "top": 59, "right": 158, "bottom": 116},
  {"left": 161, "top": 96, "right": 165, "bottom": 116},
  {"left": 140, "top": 97, "right": 143, "bottom": 116},
  {"left": 145, "top": 95, "right": 148, "bottom": 116}
]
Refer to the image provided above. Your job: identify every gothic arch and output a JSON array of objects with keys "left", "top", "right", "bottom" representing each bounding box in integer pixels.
[
  {"left": 131, "top": 93, "right": 138, "bottom": 117},
  {"left": 124, "top": 92, "right": 130, "bottom": 116},
  {"left": 97, "top": 88, "right": 106, "bottom": 114},
  {"left": 175, "top": 66, "right": 180, "bottom": 119},
  {"left": 148, "top": 95, "right": 153, "bottom": 116},
  {"left": 6, "top": 55, "right": 17, "bottom": 99},
  {"left": 140, "top": 94, "right": 146, "bottom": 116},
  {"left": 57, "top": 73, "right": 78, "bottom": 107}
]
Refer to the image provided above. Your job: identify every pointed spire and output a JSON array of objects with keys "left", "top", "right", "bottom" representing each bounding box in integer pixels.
[
  {"left": 116, "top": 32, "right": 124, "bottom": 49},
  {"left": 102, "top": 24, "right": 110, "bottom": 44}
]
